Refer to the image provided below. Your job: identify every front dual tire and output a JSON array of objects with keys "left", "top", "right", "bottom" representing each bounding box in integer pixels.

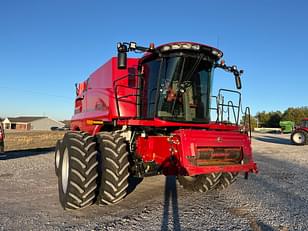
[
  {"left": 96, "top": 132, "right": 130, "bottom": 205},
  {"left": 57, "top": 132, "right": 99, "bottom": 210},
  {"left": 56, "top": 131, "right": 130, "bottom": 210}
]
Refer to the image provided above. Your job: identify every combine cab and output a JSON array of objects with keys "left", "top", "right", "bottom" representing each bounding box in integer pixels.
[
  {"left": 291, "top": 118, "right": 308, "bottom": 145},
  {"left": 55, "top": 41, "right": 258, "bottom": 210}
]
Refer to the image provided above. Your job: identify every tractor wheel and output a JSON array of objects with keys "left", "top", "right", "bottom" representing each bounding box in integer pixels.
[
  {"left": 216, "top": 172, "right": 238, "bottom": 190},
  {"left": 96, "top": 132, "right": 130, "bottom": 205},
  {"left": 55, "top": 139, "right": 64, "bottom": 176},
  {"left": 58, "top": 132, "right": 99, "bottom": 210},
  {"left": 291, "top": 131, "right": 307, "bottom": 145},
  {"left": 177, "top": 173, "right": 222, "bottom": 192}
]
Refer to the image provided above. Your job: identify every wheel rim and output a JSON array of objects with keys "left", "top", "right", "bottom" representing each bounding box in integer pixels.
[
  {"left": 62, "top": 147, "right": 69, "bottom": 194},
  {"left": 55, "top": 149, "right": 60, "bottom": 169},
  {"left": 293, "top": 133, "right": 304, "bottom": 144}
]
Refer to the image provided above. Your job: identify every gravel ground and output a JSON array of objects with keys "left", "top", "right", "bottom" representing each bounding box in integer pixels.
[{"left": 0, "top": 133, "right": 308, "bottom": 231}]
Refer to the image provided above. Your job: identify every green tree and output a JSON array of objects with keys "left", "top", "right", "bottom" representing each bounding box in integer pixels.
[
  {"left": 267, "top": 111, "right": 282, "bottom": 128},
  {"left": 256, "top": 111, "right": 282, "bottom": 127},
  {"left": 255, "top": 111, "right": 270, "bottom": 127},
  {"left": 282, "top": 107, "right": 308, "bottom": 125},
  {"left": 254, "top": 107, "right": 308, "bottom": 128}
]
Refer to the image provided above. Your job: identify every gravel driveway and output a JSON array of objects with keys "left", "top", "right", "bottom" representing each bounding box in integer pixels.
[{"left": 0, "top": 133, "right": 307, "bottom": 231}]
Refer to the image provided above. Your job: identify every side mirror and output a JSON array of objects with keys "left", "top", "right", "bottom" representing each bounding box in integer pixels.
[
  {"left": 117, "top": 51, "right": 127, "bottom": 69},
  {"left": 231, "top": 66, "right": 242, "bottom": 89},
  {"left": 215, "top": 62, "right": 244, "bottom": 89},
  {"left": 117, "top": 43, "right": 128, "bottom": 69},
  {"left": 235, "top": 75, "right": 242, "bottom": 89}
]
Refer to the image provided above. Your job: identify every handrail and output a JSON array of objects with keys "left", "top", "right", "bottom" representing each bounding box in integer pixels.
[
  {"left": 243, "top": 106, "right": 252, "bottom": 138},
  {"left": 113, "top": 73, "right": 143, "bottom": 87},
  {"left": 114, "top": 74, "right": 143, "bottom": 118},
  {"left": 227, "top": 100, "right": 238, "bottom": 124},
  {"left": 212, "top": 89, "right": 242, "bottom": 125}
]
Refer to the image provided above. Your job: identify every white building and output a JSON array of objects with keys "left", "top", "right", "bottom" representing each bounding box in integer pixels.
[{"left": 2, "top": 116, "right": 65, "bottom": 131}]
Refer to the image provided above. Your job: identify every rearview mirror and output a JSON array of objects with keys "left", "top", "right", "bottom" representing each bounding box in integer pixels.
[
  {"left": 231, "top": 66, "right": 242, "bottom": 89},
  {"left": 235, "top": 75, "right": 242, "bottom": 89},
  {"left": 117, "top": 52, "right": 127, "bottom": 69},
  {"left": 117, "top": 43, "right": 128, "bottom": 69}
]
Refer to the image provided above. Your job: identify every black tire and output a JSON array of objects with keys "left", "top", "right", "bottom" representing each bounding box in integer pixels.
[
  {"left": 216, "top": 172, "right": 238, "bottom": 190},
  {"left": 55, "top": 139, "right": 64, "bottom": 176},
  {"left": 177, "top": 173, "right": 222, "bottom": 192},
  {"left": 96, "top": 132, "right": 130, "bottom": 205},
  {"left": 58, "top": 132, "right": 99, "bottom": 210},
  {"left": 291, "top": 131, "right": 307, "bottom": 145}
]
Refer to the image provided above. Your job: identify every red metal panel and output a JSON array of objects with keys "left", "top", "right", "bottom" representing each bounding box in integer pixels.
[
  {"left": 136, "top": 135, "right": 183, "bottom": 175},
  {"left": 173, "top": 129, "right": 256, "bottom": 176},
  {"left": 71, "top": 57, "right": 139, "bottom": 133},
  {"left": 118, "top": 118, "right": 241, "bottom": 131},
  {"left": 136, "top": 136, "right": 171, "bottom": 163},
  {"left": 111, "top": 58, "right": 139, "bottom": 119},
  {"left": 136, "top": 129, "right": 257, "bottom": 176}
]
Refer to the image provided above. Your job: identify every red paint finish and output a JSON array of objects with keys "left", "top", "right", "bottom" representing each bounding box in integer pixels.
[
  {"left": 174, "top": 129, "right": 257, "bottom": 176},
  {"left": 136, "top": 136, "right": 171, "bottom": 163},
  {"left": 136, "top": 129, "right": 257, "bottom": 176},
  {"left": 71, "top": 57, "right": 139, "bottom": 133},
  {"left": 118, "top": 118, "right": 240, "bottom": 130}
]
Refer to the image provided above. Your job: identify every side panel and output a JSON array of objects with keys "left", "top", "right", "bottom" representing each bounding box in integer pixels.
[
  {"left": 71, "top": 57, "right": 139, "bottom": 134},
  {"left": 112, "top": 58, "right": 139, "bottom": 119}
]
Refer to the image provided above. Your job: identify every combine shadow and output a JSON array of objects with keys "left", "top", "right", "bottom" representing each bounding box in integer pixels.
[
  {"left": 161, "top": 176, "right": 181, "bottom": 231},
  {"left": 126, "top": 176, "right": 144, "bottom": 195},
  {"left": 0, "top": 147, "right": 55, "bottom": 160},
  {"left": 254, "top": 135, "right": 291, "bottom": 145}
]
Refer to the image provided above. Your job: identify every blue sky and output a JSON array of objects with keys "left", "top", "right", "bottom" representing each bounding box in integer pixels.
[{"left": 0, "top": 0, "right": 308, "bottom": 120}]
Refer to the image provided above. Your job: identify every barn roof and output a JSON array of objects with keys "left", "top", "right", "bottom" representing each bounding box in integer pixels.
[{"left": 6, "top": 116, "right": 47, "bottom": 123}]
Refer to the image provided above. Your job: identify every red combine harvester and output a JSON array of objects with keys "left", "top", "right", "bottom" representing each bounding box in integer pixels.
[
  {"left": 55, "top": 41, "right": 258, "bottom": 210},
  {"left": 291, "top": 118, "right": 308, "bottom": 145}
]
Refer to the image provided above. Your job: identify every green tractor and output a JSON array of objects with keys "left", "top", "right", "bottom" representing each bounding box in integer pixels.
[{"left": 279, "top": 121, "right": 294, "bottom": 133}]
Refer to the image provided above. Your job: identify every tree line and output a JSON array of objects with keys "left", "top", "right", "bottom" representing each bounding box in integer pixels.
[{"left": 254, "top": 107, "right": 308, "bottom": 128}]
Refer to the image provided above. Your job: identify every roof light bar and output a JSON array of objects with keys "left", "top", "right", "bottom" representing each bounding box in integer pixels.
[
  {"left": 160, "top": 43, "right": 201, "bottom": 52},
  {"left": 212, "top": 49, "right": 223, "bottom": 58},
  {"left": 159, "top": 43, "right": 222, "bottom": 58}
]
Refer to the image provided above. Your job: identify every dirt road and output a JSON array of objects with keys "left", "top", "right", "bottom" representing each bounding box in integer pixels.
[{"left": 0, "top": 133, "right": 308, "bottom": 230}]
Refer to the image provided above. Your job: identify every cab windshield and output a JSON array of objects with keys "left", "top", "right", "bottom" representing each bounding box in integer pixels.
[{"left": 141, "top": 55, "right": 214, "bottom": 123}]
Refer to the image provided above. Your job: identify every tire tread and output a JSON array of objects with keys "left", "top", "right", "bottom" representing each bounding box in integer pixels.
[
  {"left": 58, "top": 131, "right": 98, "bottom": 210},
  {"left": 96, "top": 131, "right": 130, "bottom": 205}
]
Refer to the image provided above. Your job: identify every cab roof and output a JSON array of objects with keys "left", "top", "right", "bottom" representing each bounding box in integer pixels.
[{"left": 141, "top": 41, "right": 223, "bottom": 63}]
